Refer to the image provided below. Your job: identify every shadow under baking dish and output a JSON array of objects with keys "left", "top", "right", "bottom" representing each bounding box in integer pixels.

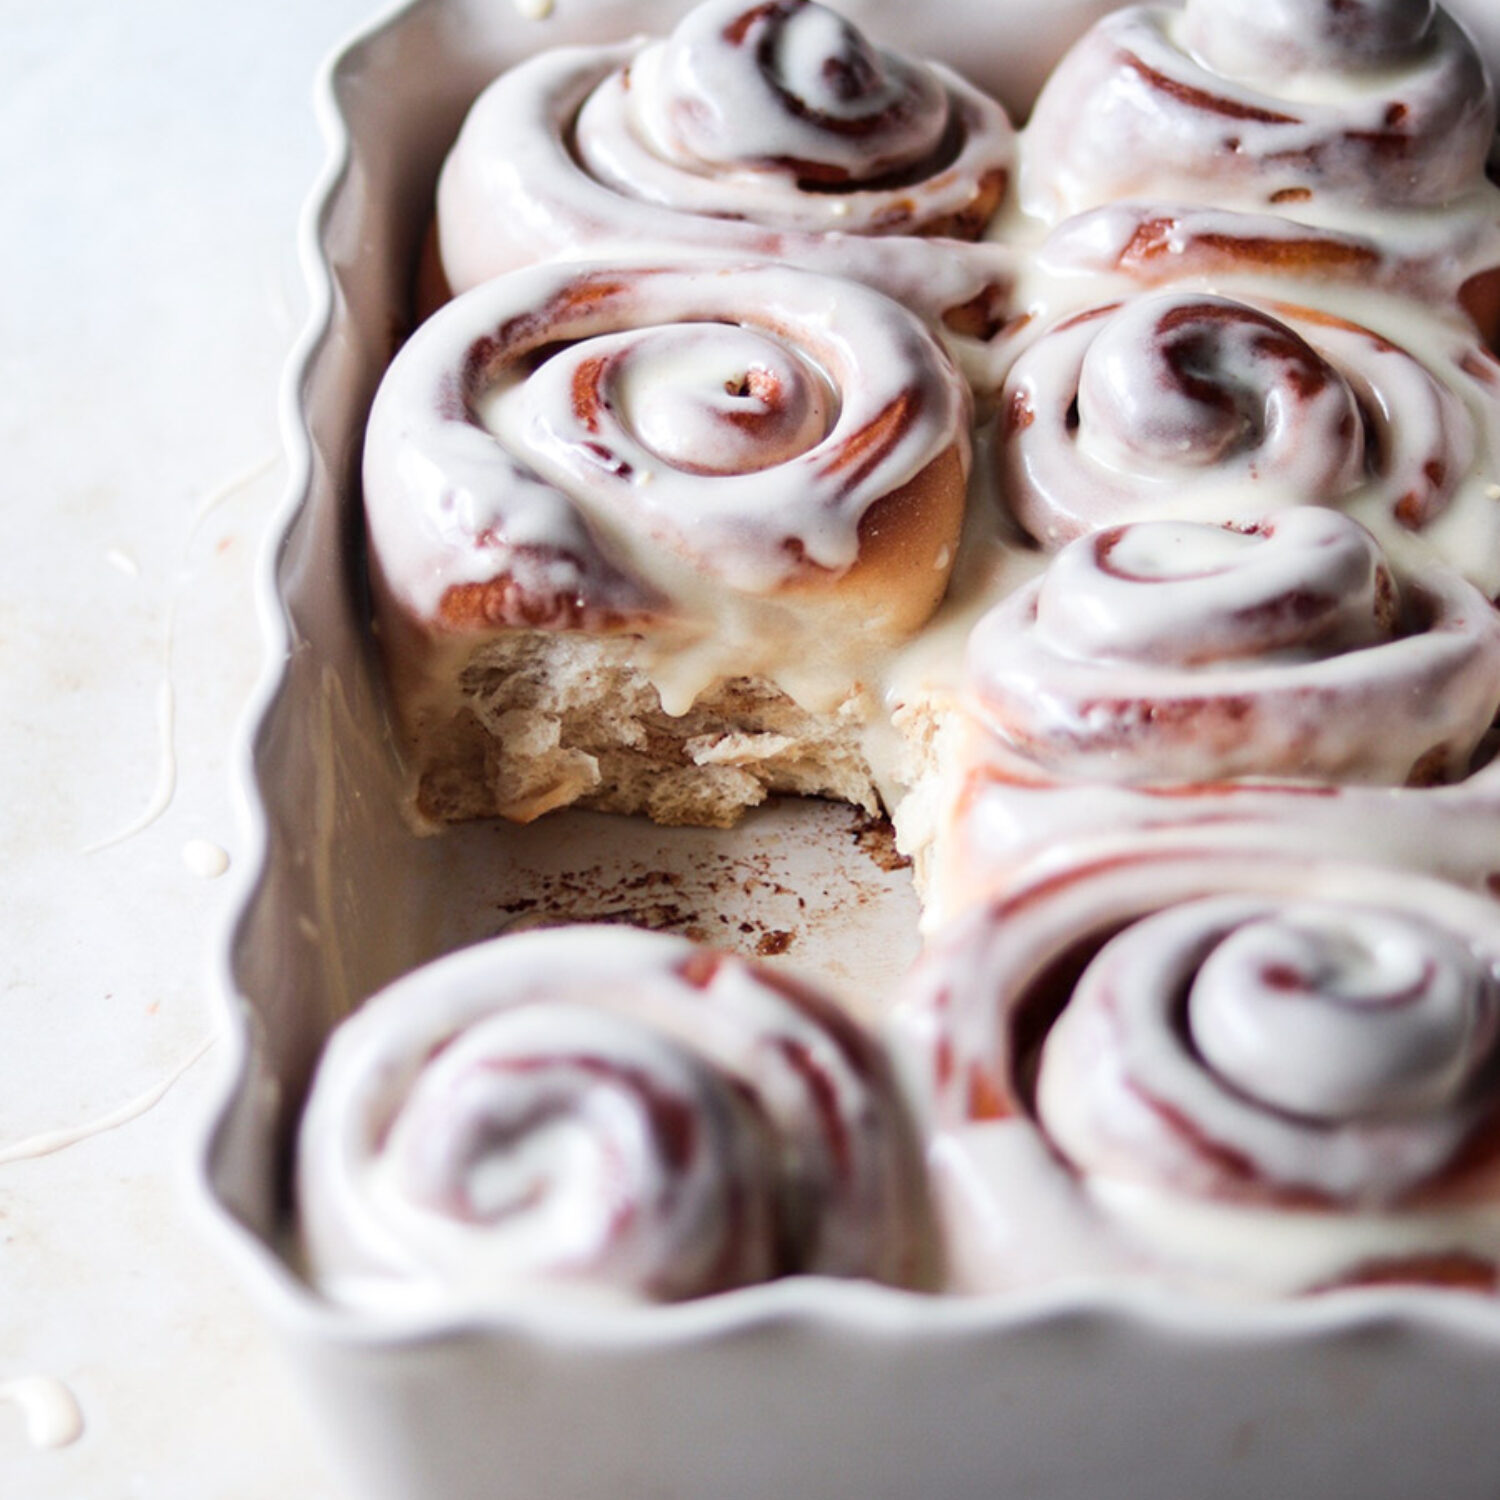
[{"left": 194, "top": 2, "right": 1500, "bottom": 1498}]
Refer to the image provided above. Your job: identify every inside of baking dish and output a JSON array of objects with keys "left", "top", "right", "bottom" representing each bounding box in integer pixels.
[
  {"left": 205, "top": 0, "right": 1500, "bottom": 1325},
  {"left": 207, "top": 0, "right": 986, "bottom": 1269}
]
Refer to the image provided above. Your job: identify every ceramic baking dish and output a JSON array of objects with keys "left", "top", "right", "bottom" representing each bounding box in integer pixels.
[{"left": 195, "top": 1, "right": 1500, "bottom": 1495}]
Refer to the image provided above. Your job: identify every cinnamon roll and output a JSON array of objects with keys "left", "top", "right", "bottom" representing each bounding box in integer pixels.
[
  {"left": 362, "top": 259, "right": 971, "bottom": 828},
  {"left": 435, "top": 0, "right": 1015, "bottom": 334},
  {"left": 298, "top": 927, "right": 931, "bottom": 1312},
  {"left": 910, "top": 723, "right": 1500, "bottom": 937},
  {"left": 897, "top": 851, "right": 1500, "bottom": 1296},
  {"left": 1019, "top": 0, "right": 1496, "bottom": 222},
  {"left": 1033, "top": 203, "right": 1500, "bottom": 347},
  {"left": 995, "top": 290, "right": 1500, "bottom": 580},
  {"left": 964, "top": 511, "right": 1500, "bottom": 786}
]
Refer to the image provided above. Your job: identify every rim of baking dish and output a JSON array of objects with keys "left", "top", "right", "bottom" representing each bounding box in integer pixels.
[{"left": 190, "top": 0, "right": 1500, "bottom": 1361}]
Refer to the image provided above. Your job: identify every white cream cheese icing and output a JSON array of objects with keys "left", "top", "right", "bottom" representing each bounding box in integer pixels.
[
  {"left": 897, "top": 853, "right": 1500, "bottom": 1297},
  {"left": 344, "top": 0, "right": 1500, "bottom": 1308},
  {"left": 1019, "top": 0, "right": 1495, "bottom": 221},
  {"left": 364, "top": 258, "right": 971, "bottom": 717},
  {"left": 435, "top": 2, "right": 1016, "bottom": 327},
  {"left": 297, "top": 926, "right": 930, "bottom": 1311}
]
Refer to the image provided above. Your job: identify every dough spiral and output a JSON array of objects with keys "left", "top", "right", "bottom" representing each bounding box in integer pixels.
[
  {"left": 1019, "top": 0, "right": 1495, "bottom": 221},
  {"left": 964, "top": 511, "right": 1500, "bottom": 786},
  {"left": 996, "top": 291, "right": 1486, "bottom": 555},
  {"left": 435, "top": 0, "right": 1015, "bottom": 332},
  {"left": 298, "top": 928, "right": 930, "bottom": 1311},
  {"left": 1033, "top": 202, "right": 1500, "bottom": 346},
  {"left": 364, "top": 258, "right": 971, "bottom": 712},
  {"left": 896, "top": 852, "right": 1500, "bottom": 1296}
]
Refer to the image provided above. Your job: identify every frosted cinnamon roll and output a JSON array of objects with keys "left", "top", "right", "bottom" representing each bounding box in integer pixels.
[
  {"left": 897, "top": 852, "right": 1500, "bottom": 1296},
  {"left": 1019, "top": 0, "right": 1495, "bottom": 222},
  {"left": 363, "top": 259, "right": 970, "bottom": 828},
  {"left": 913, "top": 735, "right": 1500, "bottom": 938},
  {"left": 964, "top": 512, "right": 1500, "bottom": 787},
  {"left": 298, "top": 927, "right": 931, "bottom": 1313},
  {"left": 1033, "top": 203, "right": 1500, "bottom": 346},
  {"left": 996, "top": 291, "right": 1498, "bottom": 564},
  {"left": 435, "top": 0, "right": 1015, "bottom": 334}
]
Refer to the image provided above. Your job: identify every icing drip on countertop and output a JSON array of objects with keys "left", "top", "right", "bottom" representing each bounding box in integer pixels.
[{"left": 0, "top": 1377, "right": 84, "bottom": 1450}]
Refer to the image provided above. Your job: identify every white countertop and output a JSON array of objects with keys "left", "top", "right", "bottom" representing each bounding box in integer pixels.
[{"left": 3, "top": 4, "right": 373, "bottom": 1494}]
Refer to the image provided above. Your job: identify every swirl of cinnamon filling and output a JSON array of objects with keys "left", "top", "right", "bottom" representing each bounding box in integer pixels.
[
  {"left": 997, "top": 292, "right": 1478, "bottom": 551},
  {"left": 914, "top": 736, "right": 1500, "bottom": 945},
  {"left": 1033, "top": 203, "right": 1500, "bottom": 346},
  {"left": 1018, "top": 0, "right": 1495, "bottom": 222},
  {"left": 578, "top": 0, "right": 994, "bottom": 222},
  {"left": 896, "top": 852, "right": 1500, "bottom": 1295},
  {"left": 297, "top": 927, "right": 930, "bottom": 1312},
  {"left": 965, "top": 511, "right": 1500, "bottom": 786},
  {"left": 363, "top": 260, "right": 970, "bottom": 717},
  {"left": 1036, "top": 895, "right": 1500, "bottom": 1207},
  {"left": 434, "top": 0, "right": 1014, "bottom": 332}
]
